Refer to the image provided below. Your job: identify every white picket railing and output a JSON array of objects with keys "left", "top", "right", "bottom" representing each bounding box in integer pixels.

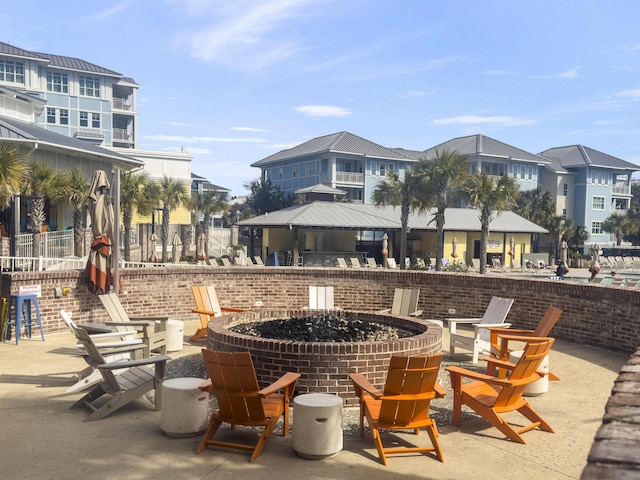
[{"left": 16, "top": 230, "right": 75, "bottom": 259}]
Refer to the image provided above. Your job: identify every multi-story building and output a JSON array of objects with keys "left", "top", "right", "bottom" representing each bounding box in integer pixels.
[{"left": 252, "top": 131, "right": 639, "bottom": 251}]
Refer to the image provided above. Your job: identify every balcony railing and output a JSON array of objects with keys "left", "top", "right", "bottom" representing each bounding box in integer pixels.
[
  {"left": 612, "top": 184, "right": 631, "bottom": 195},
  {"left": 113, "top": 128, "right": 133, "bottom": 142},
  {"left": 112, "top": 97, "right": 133, "bottom": 111},
  {"left": 335, "top": 171, "right": 364, "bottom": 183}
]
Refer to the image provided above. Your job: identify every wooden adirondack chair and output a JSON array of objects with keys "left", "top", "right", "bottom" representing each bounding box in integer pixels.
[
  {"left": 488, "top": 306, "right": 562, "bottom": 380},
  {"left": 307, "top": 286, "right": 336, "bottom": 309},
  {"left": 60, "top": 309, "right": 145, "bottom": 393},
  {"left": 377, "top": 288, "right": 422, "bottom": 317},
  {"left": 196, "top": 349, "right": 300, "bottom": 462},
  {"left": 189, "top": 285, "right": 245, "bottom": 341},
  {"left": 349, "top": 354, "right": 446, "bottom": 465},
  {"left": 446, "top": 336, "right": 555, "bottom": 444},
  {"left": 98, "top": 293, "right": 168, "bottom": 357},
  {"left": 70, "top": 326, "right": 170, "bottom": 421},
  {"left": 446, "top": 296, "right": 514, "bottom": 364}
]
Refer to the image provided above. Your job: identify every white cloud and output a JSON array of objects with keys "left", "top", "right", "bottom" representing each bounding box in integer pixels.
[
  {"left": 296, "top": 105, "right": 352, "bottom": 117},
  {"left": 175, "top": 0, "right": 322, "bottom": 70},
  {"left": 397, "top": 90, "right": 434, "bottom": 98},
  {"left": 83, "top": 1, "right": 131, "bottom": 21},
  {"left": 432, "top": 115, "right": 537, "bottom": 127},
  {"left": 160, "top": 121, "right": 190, "bottom": 127},
  {"left": 616, "top": 88, "right": 640, "bottom": 99},
  {"left": 145, "top": 134, "right": 266, "bottom": 143},
  {"left": 232, "top": 126, "right": 270, "bottom": 132},
  {"left": 533, "top": 67, "right": 580, "bottom": 79}
]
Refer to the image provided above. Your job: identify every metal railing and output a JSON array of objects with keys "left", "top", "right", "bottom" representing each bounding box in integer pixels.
[
  {"left": 113, "top": 128, "right": 133, "bottom": 141},
  {"left": 16, "top": 230, "right": 74, "bottom": 259},
  {"left": 112, "top": 97, "right": 133, "bottom": 111},
  {"left": 0, "top": 255, "right": 86, "bottom": 272}
]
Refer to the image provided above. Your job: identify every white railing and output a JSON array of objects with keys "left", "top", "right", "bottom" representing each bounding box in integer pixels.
[
  {"left": 113, "top": 128, "right": 133, "bottom": 141},
  {"left": 0, "top": 255, "right": 86, "bottom": 272},
  {"left": 112, "top": 97, "right": 133, "bottom": 111},
  {"left": 208, "top": 228, "right": 231, "bottom": 257},
  {"left": 16, "top": 230, "right": 74, "bottom": 259}
]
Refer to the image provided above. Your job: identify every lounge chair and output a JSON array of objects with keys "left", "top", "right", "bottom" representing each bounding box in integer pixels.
[
  {"left": 445, "top": 296, "right": 514, "bottom": 364},
  {"left": 350, "top": 354, "right": 446, "bottom": 464},
  {"left": 189, "top": 285, "right": 246, "bottom": 341},
  {"left": 377, "top": 288, "right": 422, "bottom": 317},
  {"left": 337, "top": 257, "right": 348, "bottom": 268},
  {"left": 253, "top": 256, "right": 265, "bottom": 266},
  {"left": 386, "top": 258, "right": 398, "bottom": 269},
  {"left": 366, "top": 258, "right": 380, "bottom": 268},
  {"left": 350, "top": 257, "right": 364, "bottom": 268},
  {"left": 447, "top": 337, "right": 555, "bottom": 443},
  {"left": 196, "top": 349, "right": 300, "bottom": 462},
  {"left": 70, "top": 326, "right": 170, "bottom": 421}
]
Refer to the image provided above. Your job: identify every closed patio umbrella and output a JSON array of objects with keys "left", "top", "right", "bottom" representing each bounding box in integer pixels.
[
  {"left": 84, "top": 170, "right": 115, "bottom": 294},
  {"left": 149, "top": 233, "right": 159, "bottom": 263},
  {"left": 452, "top": 236, "right": 458, "bottom": 260},
  {"left": 510, "top": 236, "right": 516, "bottom": 267},
  {"left": 172, "top": 232, "right": 182, "bottom": 264},
  {"left": 197, "top": 232, "right": 207, "bottom": 262},
  {"left": 561, "top": 241, "right": 568, "bottom": 264}
]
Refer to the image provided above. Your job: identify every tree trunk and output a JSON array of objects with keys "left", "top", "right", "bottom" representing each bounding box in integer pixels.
[
  {"left": 161, "top": 206, "right": 169, "bottom": 263},
  {"left": 435, "top": 209, "right": 444, "bottom": 271},
  {"left": 73, "top": 208, "right": 84, "bottom": 257}
]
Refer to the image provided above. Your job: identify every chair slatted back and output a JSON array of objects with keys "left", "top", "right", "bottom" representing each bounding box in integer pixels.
[
  {"left": 532, "top": 307, "right": 563, "bottom": 337},
  {"left": 73, "top": 326, "right": 121, "bottom": 393},
  {"left": 379, "top": 354, "right": 442, "bottom": 426},
  {"left": 478, "top": 296, "right": 514, "bottom": 342},
  {"left": 366, "top": 258, "right": 378, "bottom": 268},
  {"left": 193, "top": 285, "right": 223, "bottom": 319},
  {"left": 494, "top": 337, "right": 554, "bottom": 408},
  {"left": 99, "top": 293, "right": 136, "bottom": 334},
  {"left": 390, "top": 288, "right": 420, "bottom": 316},
  {"left": 202, "top": 350, "right": 265, "bottom": 423},
  {"left": 309, "top": 286, "right": 334, "bottom": 309}
]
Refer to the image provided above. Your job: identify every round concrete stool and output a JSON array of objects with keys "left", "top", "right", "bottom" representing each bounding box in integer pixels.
[
  {"left": 164, "top": 319, "right": 185, "bottom": 352},
  {"left": 510, "top": 350, "right": 550, "bottom": 396},
  {"left": 293, "top": 393, "right": 343, "bottom": 459},
  {"left": 160, "top": 377, "right": 209, "bottom": 437}
]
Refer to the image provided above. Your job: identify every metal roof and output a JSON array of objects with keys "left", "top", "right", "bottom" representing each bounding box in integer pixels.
[
  {"left": 0, "top": 114, "right": 142, "bottom": 169},
  {"left": 251, "top": 131, "right": 415, "bottom": 167},
  {"left": 294, "top": 183, "right": 346, "bottom": 195},
  {"left": 238, "top": 201, "right": 547, "bottom": 233},
  {"left": 539, "top": 145, "right": 639, "bottom": 171},
  {"left": 423, "top": 134, "right": 549, "bottom": 164}
]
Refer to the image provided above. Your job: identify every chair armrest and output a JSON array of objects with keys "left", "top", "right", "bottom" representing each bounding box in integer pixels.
[
  {"left": 220, "top": 306, "right": 246, "bottom": 313},
  {"left": 434, "top": 382, "right": 446, "bottom": 398},
  {"left": 349, "top": 373, "right": 383, "bottom": 400},
  {"left": 199, "top": 378, "right": 212, "bottom": 392},
  {"left": 102, "top": 321, "right": 155, "bottom": 328},
  {"left": 86, "top": 331, "right": 138, "bottom": 341},
  {"left": 446, "top": 317, "right": 482, "bottom": 325},
  {"left": 376, "top": 308, "right": 391, "bottom": 314},
  {"left": 130, "top": 316, "right": 169, "bottom": 322},
  {"left": 446, "top": 365, "right": 512, "bottom": 387},
  {"left": 91, "top": 342, "right": 146, "bottom": 356},
  {"left": 409, "top": 310, "right": 423, "bottom": 317},
  {"left": 82, "top": 338, "right": 143, "bottom": 350},
  {"left": 97, "top": 354, "right": 170, "bottom": 370},
  {"left": 259, "top": 372, "right": 301, "bottom": 397},
  {"left": 472, "top": 322, "right": 511, "bottom": 329},
  {"left": 192, "top": 308, "right": 217, "bottom": 317}
]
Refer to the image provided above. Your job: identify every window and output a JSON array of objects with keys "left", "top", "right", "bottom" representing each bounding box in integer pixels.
[
  {"left": 59, "top": 109, "right": 68, "bottom": 125},
  {"left": 46, "top": 71, "right": 68, "bottom": 93},
  {"left": 563, "top": 183, "right": 568, "bottom": 196},
  {"left": 46, "top": 107, "right": 56, "bottom": 124},
  {"left": 591, "top": 221, "right": 603, "bottom": 235},
  {"left": 46, "top": 108, "right": 69, "bottom": 125},
  {"left": 380, "top": 163, "right": 386, "bottom": 176},
  {"left": 0, "top": 60, "right": 25, "bottom": 84},
  {"left": 91, "top": 113, "right": 100, "bottom": 128},
  {"left": 79, "top": 76, "right": 100, "bottom": 97},
  {"left": 592, "top": 196, "right": 605, "bottom": 211},
  {"left": 80, "top": 111, "right": 88, "bottom": 127},
  {"left": 562, "top": 208, "right": 567, "bottom": 218}
]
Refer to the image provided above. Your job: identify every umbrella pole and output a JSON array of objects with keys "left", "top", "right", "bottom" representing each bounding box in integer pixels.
[{"left": 113, "top": 169, "right": 120, "bottom": 294}]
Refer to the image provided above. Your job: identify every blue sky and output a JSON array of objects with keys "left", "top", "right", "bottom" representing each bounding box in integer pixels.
[{"left": 3, "top": 1, "right": 640, "bottom": 197}]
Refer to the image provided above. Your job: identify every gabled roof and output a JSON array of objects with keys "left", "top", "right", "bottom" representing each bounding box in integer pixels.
[
  {"left": 294, "top": 183, "right": 346, "bottom": 195},
  {"left": 0, "top": 41, "right": 127, "bottom": 79},
  {"left": 238, "top": 201, "right": 547, "bottom": 234},
  {"left": 423, "top": 134, "right": 549, "bottom": 164},
  {"left": 191, "top": 173, "right": 230, "bottom": 193},
  {"left": 0, "top": 114, "right": 141, "bottom": 169},
  {"left": 251, "top": 131, "right": 414, "bottom": 167},
  {"left": 539, "top": 145, "right": 639, "bottom": 171}
]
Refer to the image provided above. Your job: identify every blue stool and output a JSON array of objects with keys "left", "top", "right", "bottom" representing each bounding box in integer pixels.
[{"left": 2, "top": 294, "right": 44, "bottom": 344}]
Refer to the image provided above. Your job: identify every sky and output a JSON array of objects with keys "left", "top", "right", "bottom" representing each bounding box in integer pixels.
[{"left": 2, "top": 1, "right": 640, "bottom": 197}]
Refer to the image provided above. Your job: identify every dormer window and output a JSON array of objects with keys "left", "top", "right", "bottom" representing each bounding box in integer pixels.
[{"left": 0, "top": 60, "right": 24, "bottom": 84}]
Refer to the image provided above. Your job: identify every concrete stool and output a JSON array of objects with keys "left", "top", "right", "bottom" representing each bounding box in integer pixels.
[
  {"left": 160, "top": 377, "right": 209, "bottom": 437},
  {"left": 293, "top": 393, "right": 343, "bottom": 459},
  {"left": 2, "top": 294, "right": 44, "bottom": 344},
  {"left": 510, "top": 350, "right": 550, "bottom": 396},
  {"left": 165, "top": 319, "right": 185, "bottom": 352}
]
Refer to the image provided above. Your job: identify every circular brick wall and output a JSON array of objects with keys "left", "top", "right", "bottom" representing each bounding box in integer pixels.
[{"left": 205, "top": 308, "right": 442, "bottom": 404}]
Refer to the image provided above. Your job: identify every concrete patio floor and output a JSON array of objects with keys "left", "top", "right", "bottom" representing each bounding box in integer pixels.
[{"left": 0, "top": 317, "right": 628, "bottom": 480}]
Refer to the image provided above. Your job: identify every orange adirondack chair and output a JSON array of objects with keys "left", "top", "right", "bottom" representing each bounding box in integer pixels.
[
  {"left": 189, "top": 285, "right": 245, "bottom": 341},
  {"left": 447, "top": 336, "right": 555, "bottom": 444},
  {"left": 196, "top": 349, "right": 300, "bottom": 462},
  {"left": 488, "top": 306, "right": 562, "bottom": 380},
  {"left": 349, "top": 354, "right": 446, "bottom": 465}
]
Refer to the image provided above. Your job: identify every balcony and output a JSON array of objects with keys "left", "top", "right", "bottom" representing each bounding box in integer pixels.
[
  {"left": 113, "top": 128, "right": 133, "bottom": 142},
  {"left": 112, "top": 97, "right": 133, "bottom": 111},
  {"left": 612, "top": 184, "right": 631, "bottom": 196},
  {"left": 335, "top": 171, "right": 364, "bottom": 184}
]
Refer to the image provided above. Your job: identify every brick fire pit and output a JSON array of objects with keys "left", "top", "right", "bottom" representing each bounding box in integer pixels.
[{"left": 205, "top": 308, "right": 442, "bottom": 404}]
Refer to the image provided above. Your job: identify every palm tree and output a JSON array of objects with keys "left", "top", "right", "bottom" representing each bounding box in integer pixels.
[
  {"left": 120, "top": 172, "right": 159, "bottom": 261},
  {"left": 603, "top": 213, "right": 629, "bottom": 247},
  {"left": 416, "top": 149, "right": 468, "bottom": 271},
  {"left": 0, "top": 142, "right": 27, "bottom": 210},
  {"left": 191, "top": 191, "right": 229, "bottom": 259},
  {"left": 514, "top": 187, "right": 555, "bottom": 252},
  {"left": 545, "top": 215, "right": 573, "bottom": 260},
  {"left": 372, "top": 166, "right": 426, "bottom": 269},
  {"left": 22, "top": 161, "right": 60, "bottom": 257},
  {"left": 51, "top": 168, "right": 88, "bottom": 257},
  {"left": 464, "top": 173, "right": 519, "bottom": 274},
  {"left": 571, "top": 225, "right": 589, "bottom": 252},
  {"left": 158, "top": 176, "right": 189, "bottom": 262}
]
